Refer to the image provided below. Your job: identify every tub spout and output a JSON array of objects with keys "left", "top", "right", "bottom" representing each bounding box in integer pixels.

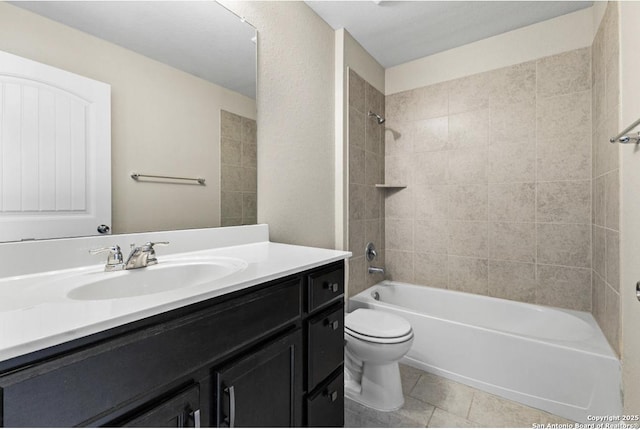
[{"left": 368, "top": 266, "right": 385, "bottom": 275}]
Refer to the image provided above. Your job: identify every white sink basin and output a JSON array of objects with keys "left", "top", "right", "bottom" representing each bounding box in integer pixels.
[{"left": 67, "top": 259, "right": 247, "bottom": 301}]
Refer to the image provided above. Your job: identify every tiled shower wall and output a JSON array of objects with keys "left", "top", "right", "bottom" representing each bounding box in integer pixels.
[
  {"left": 591, "top": 2, "right": 620, "bottom": 354},
  {"left": 384, "top": 47, "right": 594, "bottom": 312},
  {"left": 348, "top": 70, "right": 386, "bottom": 297},
  {"left": 220, "top": 110, "right": 257, "bottom": 227}
]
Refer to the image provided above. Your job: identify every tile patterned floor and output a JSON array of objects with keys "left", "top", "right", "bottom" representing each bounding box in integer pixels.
[{"left": 344, "top": 364, "right": 574, "bottom": 428}]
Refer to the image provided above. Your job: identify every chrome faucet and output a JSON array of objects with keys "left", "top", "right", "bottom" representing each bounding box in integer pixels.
[
  {"left": 124, "top": 242, "right": 169, "bottom": 270},
  {"left": 368, "top": 266, "right": 385, "bottom": 275},
  {"left": 90, "top": 241, "right": 169, "bottom": 271}
]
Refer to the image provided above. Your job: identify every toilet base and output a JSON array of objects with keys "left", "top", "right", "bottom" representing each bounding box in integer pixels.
[{"left": 344, "top": 361, "right": 405, "bottom": 412}]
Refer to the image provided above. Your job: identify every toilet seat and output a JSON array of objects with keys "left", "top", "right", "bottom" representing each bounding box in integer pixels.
[{"left": 345, "top": 309, "right": 413, "bottom": 344}]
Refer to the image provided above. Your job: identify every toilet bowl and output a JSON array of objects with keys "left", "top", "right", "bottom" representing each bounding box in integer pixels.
[{"left": 344, "top": 308, "right": 414, "bottom": 411}]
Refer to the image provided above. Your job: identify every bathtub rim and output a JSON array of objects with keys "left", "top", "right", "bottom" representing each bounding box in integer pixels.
[{"left": 350, "top": 281, "right": 618, "bottom": 360}]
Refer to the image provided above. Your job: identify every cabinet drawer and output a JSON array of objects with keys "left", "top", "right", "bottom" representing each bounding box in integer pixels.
[
  {"left": 0, "top": 279, "right": 301, "bottom": 427},
  {"left": 121, "top": 384, "right": 200, "bottom": 427},
  {"left": 307, "top": 369, "right": 344, "bottom": 428},
  {"left": 307, "top": 304, "right": 344, "bottom": 389},
  {"left": 307, "top": 264, "right": 344, "bottom": 312}
]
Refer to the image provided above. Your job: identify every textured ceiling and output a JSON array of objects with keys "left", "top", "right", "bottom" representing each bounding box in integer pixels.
[
  {"left": 306, "top": 1, "right": 593, "bottom": 68},
  {"left": 11, "top": 1, "right": 257, "bottom": 99}
]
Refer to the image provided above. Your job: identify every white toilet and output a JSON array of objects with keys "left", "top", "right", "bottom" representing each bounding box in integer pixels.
[{"left": 344, "top": 308, "right": 414, "bottom": 411}]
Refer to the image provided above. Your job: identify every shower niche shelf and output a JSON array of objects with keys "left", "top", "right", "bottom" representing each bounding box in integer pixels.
[{"left": 375, "top": 184, "right": 407, "bottom": 189}]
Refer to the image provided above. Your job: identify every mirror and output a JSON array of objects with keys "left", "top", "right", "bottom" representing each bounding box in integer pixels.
[{"left": 0, "top": 1, "right": 257, "bottom": 242}]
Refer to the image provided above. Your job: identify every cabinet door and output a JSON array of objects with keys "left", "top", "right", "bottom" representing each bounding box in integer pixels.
[
  {"left": 215, "top": 330, "right": 303, "bottom": 427},
  {"left": 122, "top": 385, "right": 200, "bottom": 428}
]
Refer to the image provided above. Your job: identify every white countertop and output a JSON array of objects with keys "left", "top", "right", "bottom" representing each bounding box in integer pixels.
[{"left": 0, "top": 233, "right": 350, "bottom": 363}]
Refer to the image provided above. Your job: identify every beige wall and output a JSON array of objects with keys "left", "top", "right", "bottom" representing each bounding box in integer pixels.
[
  {"left": 591, "top": 2, "right": 621, "bottom": 355},
  {"left": 619, "top": 1, "right": 640, "bottom": 414},
  {"left": 384, "top": 48, "right": 593, "bottom": 312},
  {"left": 0, "top": 2, "right": 256, "bottom": 235},
  {"left": 385, "top": 7, "right": 594, "bottom": 95},
  {"left": 221, "top": 1, "right": 336, "bottom": 248}
]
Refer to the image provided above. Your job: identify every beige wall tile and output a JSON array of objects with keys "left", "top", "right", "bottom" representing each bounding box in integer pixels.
[
  {"left": 605, "top": 169, "right": 619, "bottom": 230},
  {"left": 415, "top": 219, "right": 449, "bottom": 254},
  {"left": 348, "top": 69, "right": 365, "bottom": 113},
  {"left": 349, "top": 146, "right": 365, "bottom": 185},
  {"left": 414, "top": 151, "right": 449, "bottom": 184},
  {"left": 386, "top": 154, "right": 413, "bottom": 185},
  {"left": 365, "top": 219, "right": 384, "bottom": 252},
  {"left": 365, "top": 81, "right": 384, "bottom": 119},
  {"left": 537, "top": 91, "right": 591, "bottom": 140},
  {"left": 592, "top": 272, "right": 606, "bottom": 329},
  {"left": 490, "top": 100, "right": 536, "bottom": 144},
  {"left": 221, "top": 165, "right": 243, "bottom": 191},
  {"left": 537, "top": 223, "right": 591, "bottom": 268},
  {"left": 488, "top": 260, "right": 536, "bottom": 303},
  {"left": 364, "top": 185, "right": 382, "bottom": 220},
  {"left": 221, "top": 137, "right": 242, "bottom": 166},
  {"left": 490, "top": 61, "right": 536, "bottom": 107},
  {"left": 536, "top": 47, "right": 591, "bottom": 98},
  {"left": 415, "top": 184, "right": 449, "bottom": 220},
  {"left": 606, "top": 229, "right": 619, "bottom": 292},
  {"left": 221, "top": 191, "right": 242, "bottom": 218},
  {"left": 489, "top": 183, "right": 535, "bottom": 222},
  {"left": 488, "top": 139, "right": 536, "bottom": 183},
  {"left": 593, "top": 175, "right": 605, "bottom": 226},
  {"left": 241, "top": 140, "right": 257, "bottom": 169},
  {"left": 447, "top": 148, "right": 487, "bottom": 184},
  {"left": 448, "top": 71, "right": 492, "bottom": 114},
  {"left": 386, "top": 188, "right": 414, "bottom": 219},
  {"left": 605, "top": 55, "right": 620, "bottom": 126},
  {"left": 349, "top": 107, "right": 365, "bottom": 150},
  {"left": 221, "top": 218, "right": 241, "bottom": 227},
  {"left": 448, "top": 256, "right": 488, "bottom": 295},
  {"left": 386, "top": 250, "right": 415, "bottom": 283},
  {"left": 241, "top": 167, "right": 257, "bottom": 192},
  {"left": 536, "top": 264, "right": 591, "bottom": 311},
  {"left": 385, "top": 90, "right": 412, "bottom": 123},
  {"left": 593, "top": 225, "right": 606, "bottom": 277},
  {"left": 348, "top": 256, "right": 366, "bottom": 298},
  {"left": 413, "top": 116, "right": 449, "bottom": 153},
  {"left": 365, "top": 151, "right": 382, "bottom": 185},
  {"left": 220, "top": 110, "right": 241, "bottom": 140},
  {"left": 449, "top": 184, "right": 488, "bottom": 221},
  {"left": 537, "top": 181, "right": 591, "bottom": 224},
  {"left": 449, "top": 221, "right": 488, "bottom": 258},
  {"left": 537, "top": 134, "right": 591, "bottom": 181},
  {"left": 386, "top": 218, "right": 414, "bottom": 251},
  {"left": 349, "top": 219, "right": 365, "bottom": 258},
  {"left": 449, "top": 109, "right": 489, "bottom": 149},
  {"left": 604, "top": 285, "right": 620, "bottom": 354},
  {"left": 241, "top": 116, "right": 256, "bottom": 143},
  {"left": 384, "top": 121, "right": 412, "bottom": 156},
  {"left": 489, "top": 222, "right": 536, "bottom": 263},
  {"left": 242, "top": 193, "right": 257, "bottom": 220},
  {"left": 349, "top": 183, "right": 366, "bottom": 221},
  {"left": 415, "top": 252, "right": 448, "bottom": 289},
  {"left": 365, "top": 114, "right": 383, "bottom": 154},
  {"left": 410, "top": 82, "right": 449, "bottom": 121}
]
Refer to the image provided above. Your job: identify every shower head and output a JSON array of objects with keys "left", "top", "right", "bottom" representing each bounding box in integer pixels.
[{"left": 368, "top": 111, "right": 385, "bottom": 125}]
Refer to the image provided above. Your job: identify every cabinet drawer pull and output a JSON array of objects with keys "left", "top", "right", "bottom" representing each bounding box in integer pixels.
[
  {"left": 192, "top": 409, "right": 201, "bottom": 428},
  {"left": 324, "top": 282, "right": 339, "bottom": 293},
  {"left": 324, "top": 389, "right": 338, "bottom": 402},
  {"left": 225, "top": 386, "right": 236, "bottom": 428},
  {"left": 325, "top": 319, "right": 340, "bottom": 330}
]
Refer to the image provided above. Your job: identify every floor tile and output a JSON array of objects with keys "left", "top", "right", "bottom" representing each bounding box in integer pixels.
[
  {"left": 467, "top": 390, "right": 545, "bottom": 428},
  {"left": 409, "top": 372, "right": 476, "bottom": 417},
  {"left": 400, "top": 363, "right": 422, "bottom": 394},
  {"left": 427, "top": 408, "right": 477, "bottom": 428}
]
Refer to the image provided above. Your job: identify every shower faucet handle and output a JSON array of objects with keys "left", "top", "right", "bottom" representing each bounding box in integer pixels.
[{"left": 366, "top": 242, "right": 378, "bottom": 262}]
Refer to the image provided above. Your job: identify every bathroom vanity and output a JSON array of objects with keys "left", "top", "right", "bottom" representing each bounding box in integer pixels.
[{"left": 0, "top": 225, "right": 349, "bottom": 427}]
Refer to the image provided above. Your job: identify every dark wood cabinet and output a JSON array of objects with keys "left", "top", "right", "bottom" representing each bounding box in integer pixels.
[
  {"left": 0, "top": 261, "right": 345, "bottom": 428},
  {"left": 215, "top": 330, "right": 303, "bottom": 427}
]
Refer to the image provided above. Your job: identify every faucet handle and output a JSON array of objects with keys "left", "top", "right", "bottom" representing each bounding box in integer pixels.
[
  {"left": 89, "top": 245, "right": 124, "bottom": 270},
  {"left": 142, "top": 241, "right": 169, "bottom": 265}
]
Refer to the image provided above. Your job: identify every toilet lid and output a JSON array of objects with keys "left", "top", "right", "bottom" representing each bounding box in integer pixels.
[{"left": 345, "top": 309, "right": 412, "bottom": 338}]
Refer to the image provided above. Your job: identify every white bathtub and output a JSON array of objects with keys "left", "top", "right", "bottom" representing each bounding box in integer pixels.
[{"left": 349, "top": 281, "right": 622, "bottom": 423}]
